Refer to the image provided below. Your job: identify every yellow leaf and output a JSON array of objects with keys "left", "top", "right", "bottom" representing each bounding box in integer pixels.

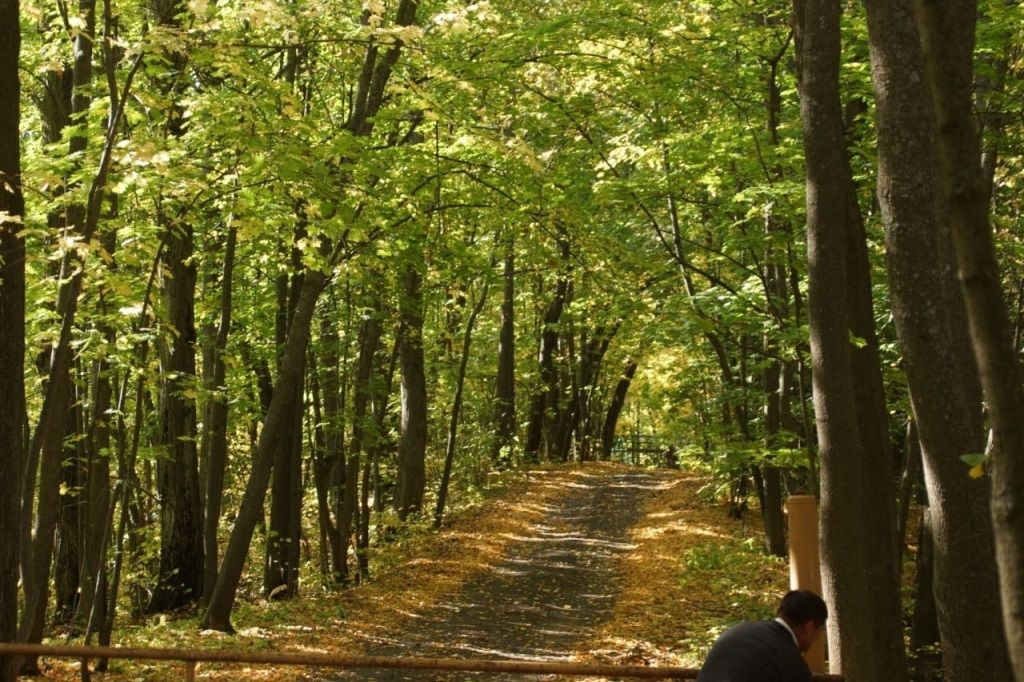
[{"left": 969, "top": 464, "right": 985, "bottom": 479}]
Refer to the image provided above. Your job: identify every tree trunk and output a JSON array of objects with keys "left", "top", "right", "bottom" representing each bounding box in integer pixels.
[
  {"left": 761, "top": 358, "right": 786, "bottom": 558},
  {"left": 148, "top": 218, "right": 204, "bottom": 612},
  {"left": 0, "top": 0, "right": 24, "bottom": 675},
  {"left": 436, "top": 282, "right": 490, "bottom": 527},
  {"left": 201, "top": 226, "right": 236, "bottom": 605},
  {"left": 600, "top": 361, "right": 638, "bottom": 459},
  {"left": 493, "top": 238, "right": 516, "bottom": 467},
  {"left": 897, "top": 418, "right": 921, "bottom": 568},
  {"left": 395, "top": 254, "right": 427, "bottom": 520},
  {"left": 313, "top": 304, "right": 345, "bottom": 585},
  {"left": 794, "top": 1, "right": 908, "bottom": 679},
  {"left": 915, "top": 3, "right": 1024, "bottom": 675},
  {"left": 910, "top": 508, "right": 942, "bottom": 682},
  {"left": 525, "top": 234, "right": 570, "bottom": 461},
  {"left": 202, "top": 270, "right": 328, "bottom": 632},
  {"left": 342, "top": 294, "right": 382, "bottom": 581},
  {"left": 54, "top": 400, "right": 83, "bottom": 625},
  {"left": 863, "top": 2, "right": 1010, "bottom": 678},
  {"left": 265, "top": 250, "right": 305, "bottom": 600}
]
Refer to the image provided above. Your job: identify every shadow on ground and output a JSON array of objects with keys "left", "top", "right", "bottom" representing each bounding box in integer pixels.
[{"left": 323, "top": 469, "right": 670, "bottom": 681}]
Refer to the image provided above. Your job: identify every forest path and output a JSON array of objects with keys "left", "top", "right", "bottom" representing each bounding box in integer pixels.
[{"left": 326, "top": 467, "right": 673, "bottom": 680}]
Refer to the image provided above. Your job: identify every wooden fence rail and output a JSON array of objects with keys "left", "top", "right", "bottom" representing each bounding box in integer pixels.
[{"left": 0, "top": 643, "right": 845, "bottom": 680}]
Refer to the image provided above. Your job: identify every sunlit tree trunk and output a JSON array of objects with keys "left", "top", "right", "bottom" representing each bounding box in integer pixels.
[
  {"left": 915, "top": 3, "right": 1024, "bottom": 674},
  {"left": 863, "top": 1, "right": 1010, "bottom": 677},
  {"left": 794, "top": 1, "right": 908, "bottom": 679}
]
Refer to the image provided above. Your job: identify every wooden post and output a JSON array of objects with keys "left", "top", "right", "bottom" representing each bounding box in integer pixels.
[
  {"left": 183, "top": 661, "right": 196, "bottom": 681},
  {"left": 787, "top": 494, "right": 826, "bottom": 673}
]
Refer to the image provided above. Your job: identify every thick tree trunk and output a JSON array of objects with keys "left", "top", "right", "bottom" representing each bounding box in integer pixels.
[
  {"left": 600, "top": 360, "right": 637, "bottom": 459},
  {"left": 915, "top": 3, "right": 1024, "bottom": 675},
  {"left": 148, "top": 219, "right": 204, "bottom": 612},
  {"left": 0, "top": 0, "right": 24, "bottom": 676},
  {"left": 794, "top": 2, "right": 908, "bottom": 679},
  {"left": 202, "top": 270, "right": 328, "bottom": 632},
  {"left": 493, "top": 239, "right": 516, "bottom": 466},
  {"left": 201, "top": 227, "right": 236, "bottom": 605},
  {"left": 863, "top": 2, "right": 1010, "bottom": 678},
  {"left": 395, "top": 255, "right": 427, "bottom": 519}
]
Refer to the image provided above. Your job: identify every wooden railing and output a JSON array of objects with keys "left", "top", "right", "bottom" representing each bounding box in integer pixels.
[{"left": 0, "top": 643, "right": 845, "bottom": 680}]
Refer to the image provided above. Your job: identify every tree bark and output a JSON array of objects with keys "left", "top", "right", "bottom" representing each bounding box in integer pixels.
[
  {"left": 600, "top": 361, "right": 638, "bottom": 459},
  {"left": 313, "top": 304, "right": 345, "bottom": 584},
  {"left": 202, "top": 270, "right": 328, "bottom": 632},
  {"left": 794, "top": 1, "right": 908, "bottom": 679},
  {"left": 525, "top": 233, "right": 570, "bottom": 461},
  {"left": 436, "top": 282, "right": 490, "bottom": 527},
  {"left": 760, "top": 358, "right": 786, "bottom": 558},
  {"left": 492, "top": 238, "right": 516, "bottom": 466},
  {"left": 342, "top": 293, "right": 382, "bottom": 581},
  {"left": 200, "top": 226, "right": 236, "bottom": 605},
  {"left": 863, "top": 1, "right": 1010, "bottom": 678},
  {"left": 0, "top": 0, "right": 24, "bottom": 676},
  {"left": 265, "top": 240, "right": 305, "bottom": 600},
  {"left": 148, "top": 217, "right": 204, "bottom": 612},
  {"left": 395, "top": 253, "right": 427, "bottom": 520},
  {"left": 914, "top": 3, "right": 1024, "bottom": 675}
]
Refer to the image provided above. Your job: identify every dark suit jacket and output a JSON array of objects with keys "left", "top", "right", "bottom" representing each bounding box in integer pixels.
[{"left": 695, "top": 620, "right": 812, "bottom": 682}]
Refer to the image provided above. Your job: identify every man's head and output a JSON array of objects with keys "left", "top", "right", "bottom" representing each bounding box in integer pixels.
[{"left": 778, "top": 590, "right": 828, "bottom": 652}]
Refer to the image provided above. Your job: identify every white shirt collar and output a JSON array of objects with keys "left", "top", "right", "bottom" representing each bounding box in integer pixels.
[{"left": 774, "top": 617, "right": 799, "bottom": 648}]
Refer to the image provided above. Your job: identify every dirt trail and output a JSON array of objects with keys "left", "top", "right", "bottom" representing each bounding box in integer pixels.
[{"left": 327, "top": 468, "right": 671, "bottom": 680}]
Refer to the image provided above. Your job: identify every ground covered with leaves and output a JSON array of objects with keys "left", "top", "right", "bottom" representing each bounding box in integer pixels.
[{"left": 41, "top": 463, "right": 787, "bottom": 680}]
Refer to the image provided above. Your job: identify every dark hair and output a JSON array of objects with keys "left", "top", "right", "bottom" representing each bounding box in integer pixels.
[{"left": 778, "top": 590, "right": 828, "bottom": 626}]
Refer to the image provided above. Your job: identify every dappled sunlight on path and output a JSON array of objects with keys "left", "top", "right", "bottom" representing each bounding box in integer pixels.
[{"left": 325, "top": 465, "right": 674, "bottom": 681}]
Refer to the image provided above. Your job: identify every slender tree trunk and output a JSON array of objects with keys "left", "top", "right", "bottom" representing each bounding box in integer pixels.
[
  {"left": 761, "top": 358, "right": 786, "bottom": 558},
  {"left": 525, "top": 234, "right": 569, "bottom": 461},
  {"left": 910, "top": 508, "right": 942, "bottom": 682},
  {"left": 493, "top": 238, "right": 516, "bottom": 466},
  {"left": 436, "top": 282, "right": 490, "bottom": 527},
  {"left": 0, "top": 0, "right": 24, "bottom": 675},
  {"left": 200, "top": 226, "right": 236, "bottom": 605},
  {"left": 794, "top": 2, "right": 907, "bottom": 679},
  {"left": 313, "top": 307, "right": 345, "bottom": 584},
  {"left": 897, "top": 418, "right": 921, "bottom": 567},
  {"left": 341, "top": 294, "right": 382, "bottom": 582},
  {"left": 202, "top": 270, "right": 328, "bottom": 632},
  {"left": 600, "top": 361, "right": 638, "bottom": 459},
  {"left": 395, "top": 253, "right": 427, "bottom": 519},
  {"left": 863, "top": 2, "right": 1010, "bottom": 678},
  {"left": 265, "top": 251, "right": 305, "bottom": 600},
  {"left": 915, "top": 4, "right": 1024, "bottom": 674},
  {"left": 54, "top": 400, "right": 83, "bottom": 624}
]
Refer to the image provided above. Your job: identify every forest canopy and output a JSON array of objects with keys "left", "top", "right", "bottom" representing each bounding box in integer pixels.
[{"left": 1, "top": 0, "right": 1023, "bottom": 680}]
